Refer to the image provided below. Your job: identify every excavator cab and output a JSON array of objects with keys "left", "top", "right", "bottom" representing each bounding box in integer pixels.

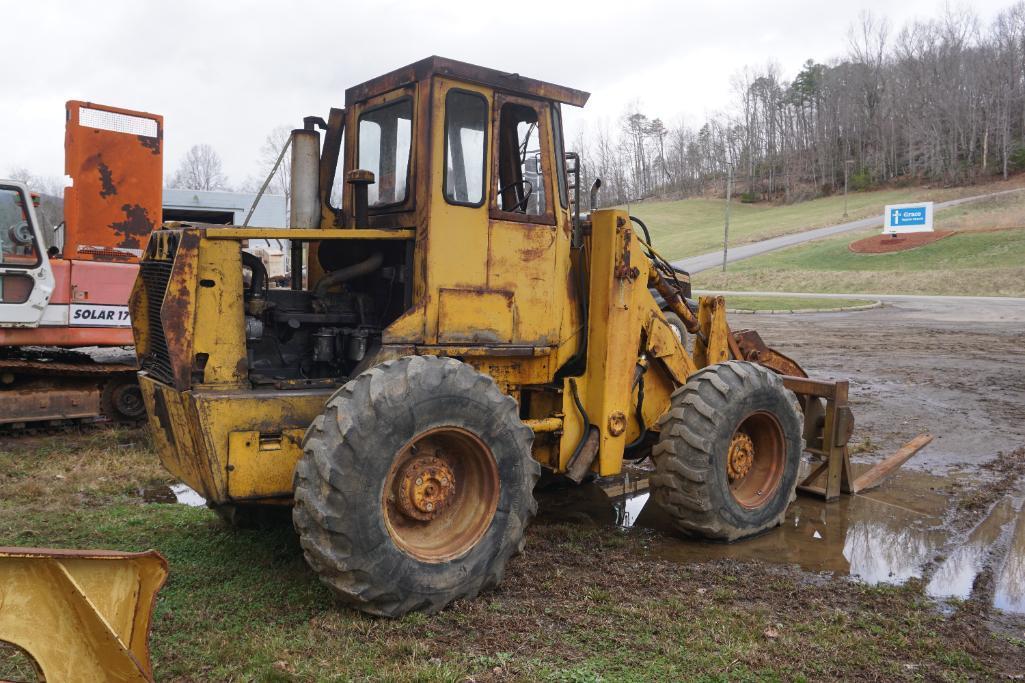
[
  {"left": 0, "top": 181, "right": 54, "bottom": 327},
  {"left": 131, "top": 57, "right": 826, "bottom": 617}
]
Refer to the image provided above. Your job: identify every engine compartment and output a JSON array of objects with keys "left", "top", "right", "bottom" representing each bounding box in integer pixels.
[{"left": 241, "top": 241, "right": 409, "bottom": 386}]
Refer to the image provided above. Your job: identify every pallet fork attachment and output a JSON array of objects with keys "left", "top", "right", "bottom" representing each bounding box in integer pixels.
[{"left": 780, "top": 376, "right": 932, "bottom": 500}]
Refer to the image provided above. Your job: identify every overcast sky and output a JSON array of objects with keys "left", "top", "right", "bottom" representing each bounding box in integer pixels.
[{"left": 3, "top": 0, "right": 1015, "bottom": 189}]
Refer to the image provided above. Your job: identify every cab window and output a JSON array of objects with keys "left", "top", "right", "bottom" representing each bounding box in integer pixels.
[
  {"left": 496, "top": 102, "right": 545, "bottom": 216},
  {"left": 444, "top": 90, "right": 488, "bottom": 206},
  {"left": 358, "top": 99, "right": 413, "bottom": 208},
  {"left": 0, "top": 187, "right": 41, "bottom": 268}
]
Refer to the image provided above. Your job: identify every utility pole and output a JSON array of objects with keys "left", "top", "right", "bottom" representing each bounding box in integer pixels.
[
  {"left": 843, "top": 159, "right": 854, "bottom": 219},
  {"left": 722, "top": 163, "right": 733, "bottom": 272}
]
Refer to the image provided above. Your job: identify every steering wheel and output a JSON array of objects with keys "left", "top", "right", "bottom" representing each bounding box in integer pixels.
[{"left": 497, "top": 179, "right": 534, "bottom": 213}]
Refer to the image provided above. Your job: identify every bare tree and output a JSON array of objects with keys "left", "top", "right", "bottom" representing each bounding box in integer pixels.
[
  {"left": 170, "top": 144, "right": 229, "bottom": 191},
  {"left": 569, "top": 2, "right": 1025, "bottom": 205},
  {"left": 258, "top": 126, "right": 292, "bottom": 205}
]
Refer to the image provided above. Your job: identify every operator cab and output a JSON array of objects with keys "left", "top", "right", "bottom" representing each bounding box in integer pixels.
[
  {"left": 0, "top": 182, "right": 54, "bottom": 324},
  {"left": 233, "top": 58, "right": 591, "bottom": 386},
  {"left": 317, "top": 57, "right": 590, "bottom": 352}
]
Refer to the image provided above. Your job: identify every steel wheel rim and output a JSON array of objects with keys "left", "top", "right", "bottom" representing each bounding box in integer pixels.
[
  {"left": 114, "top": 384, "right": 145, "bottom": 418},
  {"left": 383, "top": 426, "right": 499, "bottom": 562},
  {"left": 727, "top": 411, "right": 785, "bottom": 509}
]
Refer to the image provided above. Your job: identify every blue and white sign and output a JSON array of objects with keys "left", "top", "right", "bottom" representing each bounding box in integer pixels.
[{"left": 883, "top": 202, "right": 934, "bottom": 234}]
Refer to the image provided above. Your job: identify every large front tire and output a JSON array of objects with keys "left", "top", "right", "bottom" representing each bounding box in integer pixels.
[
  {"left": 293, "top": 356, "right": 539, "bottom": 617},
  {"left": 651, "top": 361, "right": 803, "bottom": 541}
]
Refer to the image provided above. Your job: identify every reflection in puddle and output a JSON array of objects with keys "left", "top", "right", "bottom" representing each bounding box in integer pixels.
[
  {"left": 618, "top": 492, "right": 649, "bottom": 528},
  {"left": 926, "top": 498, "right": 1016, "bottom": 601},
  {"left": 995, "top": 500, "right": 1025, "bottom": 614},
  {"left": 171, "top": 483, "right": 206, "bottom": 507},
  {"left": 536, "top": 468, "right": 1025, "bottom": 615},
  {"left": 843, "top": 520, "right": 940, "bottom": 585},
  {"left": 142, "top": 483, "right": 206, "bottom": 507}
]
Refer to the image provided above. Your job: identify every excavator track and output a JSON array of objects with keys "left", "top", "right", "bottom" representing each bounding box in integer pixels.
[{"left": 0, "top": 348, "right": 142, "bottom": 429}]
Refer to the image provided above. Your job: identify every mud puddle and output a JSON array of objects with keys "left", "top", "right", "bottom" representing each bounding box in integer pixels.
[
  {"left": 536, "top": 466, "right": 1025, "bottom": 615},
  {"left": 141, "top": 483, "right": 206, "bottom": 507}
]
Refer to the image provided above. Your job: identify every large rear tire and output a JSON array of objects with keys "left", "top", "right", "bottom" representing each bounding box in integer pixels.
[
  {"left": 651, "top": 361, "right": 803, "bottom": 541},
  {"left": 293, "top": 356, "right": 539, "bottom": 617}
]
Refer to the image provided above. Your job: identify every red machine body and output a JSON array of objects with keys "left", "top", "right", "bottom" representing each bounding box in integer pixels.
[{"left": 0, "top": 102, "right": 162, "bottom": 425}]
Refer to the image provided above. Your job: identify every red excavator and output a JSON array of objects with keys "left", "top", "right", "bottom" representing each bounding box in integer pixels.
[{"left": 0, "top": 102, "right": 162, "bottom": 427}]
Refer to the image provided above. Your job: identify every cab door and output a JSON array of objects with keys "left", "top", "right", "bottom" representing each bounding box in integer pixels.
[
  {"left": 0, "top": 182, "right": 55, "bottom": 327},
  {"left": 424, "top": 85, "right": 570, "bottom": 349},
  {"left": 484, "top": 95, "right": 562, "bottom": 347}
]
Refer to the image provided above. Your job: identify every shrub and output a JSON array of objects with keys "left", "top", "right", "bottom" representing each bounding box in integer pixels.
[
  {"left": 1009, "top": 144, "right": 1025, "bottom": 173},
  {"left": 849, "top": 169, "right": 874, "bottom": 191}
]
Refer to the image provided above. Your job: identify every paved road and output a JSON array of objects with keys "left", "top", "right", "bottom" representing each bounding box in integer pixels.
[
  {"left": 718, "top": 289, "right": 1025, "bottom": 470},
  {"left": 695, "top": 289, "right": 1025, "bottom": 323},
  {"left": 673, "top": 188, "right": 1025, "bottom": 274}
]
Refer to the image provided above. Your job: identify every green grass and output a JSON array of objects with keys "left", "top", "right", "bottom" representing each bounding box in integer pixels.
[
  {"left": 724, "top": 296, "right": 876, "bottom": 312},
  {"left": 1, "top": 426, "right": 1022, "bottom": 681},
  {"left": 629, "top": 183, "right": 1012, "bottom": 260},
  {"left": 695, "top": 227, "right": 1025, "bottom": 296},
  {"left": 934, "top": 189, "right": 1025, "bottom": 231}
]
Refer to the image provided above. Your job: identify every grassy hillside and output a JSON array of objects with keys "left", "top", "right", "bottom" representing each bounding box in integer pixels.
[
  {"left": 695, "top": 227, "right": 1025, "bottom": 297},
  {"left": 630, "top": 179, "right": 1024, "bottom": 260},
  {"left": 934, "top": 188, "right": 1025, "bottom": 231}
]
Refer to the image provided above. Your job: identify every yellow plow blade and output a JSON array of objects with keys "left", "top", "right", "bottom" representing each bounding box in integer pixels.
[{"left": 0, "top": 547, "right": 168, "bottom": 682}]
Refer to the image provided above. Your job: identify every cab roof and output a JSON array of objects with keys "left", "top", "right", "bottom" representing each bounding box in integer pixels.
[{"left": 344, "top": 56, "right": 590, "bottom": 108}]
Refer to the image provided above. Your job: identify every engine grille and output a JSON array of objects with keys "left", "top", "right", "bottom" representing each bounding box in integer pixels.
[{"left": 139, "top": 258, "right": 175, "bottom": 384}]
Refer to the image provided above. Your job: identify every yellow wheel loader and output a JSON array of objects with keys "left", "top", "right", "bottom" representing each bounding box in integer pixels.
[{"left": 130, "top": 57, "right": 821, "bottom": 617}]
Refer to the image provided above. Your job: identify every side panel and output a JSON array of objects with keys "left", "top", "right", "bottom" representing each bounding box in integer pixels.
[
  {"left": 70, "top": 261, "right": 138, "bottom": 305},
  {"left": 191, "top": 238, "right": 246, "bottom": 386},
  {"left": 227, "top": 429, "right": 306, "bottom": 500},
  {"left": 140, "top": 375, "right": 332, "bottom": 503},
  {"left": 0, "top": 326, "right": 133, "bottom": 346},
  {"left": 48, "top": 259, "right": 72, "bottom": 304},
  {"left": 0, "top": 385, "right": 100, "bottom": 425},
  {"left": 64, "top": 101, "right": 163, "bottom": 261},
  {"left": 437, "top": 288, "right": 513, "bottom": 343}
]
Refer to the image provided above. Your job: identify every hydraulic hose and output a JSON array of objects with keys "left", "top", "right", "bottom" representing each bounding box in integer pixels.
[
  {"left": 241, "top": 250, "right": 268, "bottom": 299},
  {"left": 624, "top": 369, "right": 648, "bottom": 455},
  {"left": 567, "top": 378, "right": 592, "bottom": 467},
  {"left": 312, "top": 251, "right": 383, "bottom": 298}
]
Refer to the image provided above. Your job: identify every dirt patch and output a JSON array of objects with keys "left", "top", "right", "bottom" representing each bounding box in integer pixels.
[
  {"left": 849, "top": 231, "right": 956, "bottom": 253},
  {"left": 951, "top": 447, "right": 1025, "bottom": 521}
]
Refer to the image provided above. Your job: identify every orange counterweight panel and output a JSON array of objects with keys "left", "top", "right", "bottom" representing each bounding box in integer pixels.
[{"left": 64, "top": 101, "right": 163, "bottom": 262}]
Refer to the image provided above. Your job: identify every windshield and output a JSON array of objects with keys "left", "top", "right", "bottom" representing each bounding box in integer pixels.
[{"left": 0, "top": 186, "right": 41, "bottom": 268}]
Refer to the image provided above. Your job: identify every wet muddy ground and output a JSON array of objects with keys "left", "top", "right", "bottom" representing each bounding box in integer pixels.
[
  {"left": 145, "top": 298, "right": 1025, "bottom": 624},
  {"left": 539, "top": 297, "right": 1025, "bottom": 620}
]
